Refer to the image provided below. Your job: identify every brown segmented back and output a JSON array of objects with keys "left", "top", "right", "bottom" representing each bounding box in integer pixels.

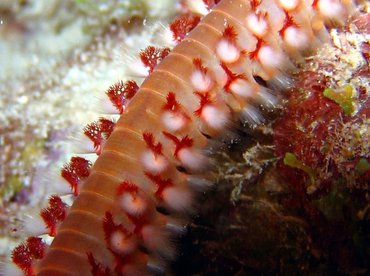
[{"left": 22, "top": 0, "right": 353, "bottom": 274}]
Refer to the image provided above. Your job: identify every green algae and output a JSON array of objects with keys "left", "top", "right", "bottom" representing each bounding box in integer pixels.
[
  {"left": 355, "top": 158, "right": 370, "bottom": 175},
  {"left": 283, "top": 152, "right": 315, "bottom": 185},
  {"left": 0, "top": 175, "right": 23, "bottom": 201},
  {"left": 0, "top": 139, "right": 45, "bottom": 202},
  {"left": 323, "top": 85, "right": 356, "bottom": 115}
]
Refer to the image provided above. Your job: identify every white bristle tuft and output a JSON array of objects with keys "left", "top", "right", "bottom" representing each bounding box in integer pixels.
[
  {"left": 201, "top": 105, "right": 229, "bottom": 130},
  {"left": 119, "top": 192, "right": 147, "bottom": 217},
  {"left": 185, "top": 0, "right": 209, "bottom": 15},
  {"left": 268, "top": 74, "right": 293, "bottom": 91},
  {"left": 163, "top": 186, "right": 193, "bottom": 212},
  {"left": 284, "top": 27, "right": 309, "bottom": 49},
  {"left": 23, "top": 215, "right": 48, "bottom": 236},
  {"left": 230, "top": 79, "right": 257, "bottom": 98},
  {"left": 126, "top": 59, "right": 149, "bottom": 78},
  {"left": 187, "top": 175, "right": 213, "bottom": 191},
  {"left": 257, "top": 87, "right": 279, "bottom": 108},
  {"left": 72, "top": 133, "right": 96, "bottom": 154},
  {"left": 41, "top": 234, "right": 54, "bottom": 246},
  {"left": 317, "top": 0, "right": 345, "bottom": 19},
  {"left": 161, "top": 111, "right": 187, "bottom": 132},
  {"left": 212, "top": 62, "right": 229, "bottom": 87},
  {"left": 177, "top": 148, "right": 206, "bottom": 171},
  {"left": 98, "top": 96, "right": 122, "bottom": 114},
  {"left": 165, "top": 218, "right": 187, "bottom": 234},
  {"left": 160, "top": 24, "right": 177, "bottom": 47},
  {"left": 110, "top": 231, "right": 136, "bottom": 255},
  {"left": 237, "top": 27, "right": 258, "bottom": 52},
  {"left": 246, "top": 13, "right": 268, "bottom": 37},
  {"left": 278, "top": 0, "right": 299, "bottom": 10},
  {"left": 141, "top": 151, "right": 168, "bottom": 174},
  {"left": 141, "top": 224, "right": 175, "bottom": 258},
  {"left": 258, "top": 46, "right": 284, "bottom": 69},
  {"left": 190, "top": 70, "right": 212, "bottom": 92},
  {"left": 0, "top": 262, "right": 24, "bottom": 276},
  {"left": 53, "top": 173, "right": 74, "bottom": 196},
  {"left": 241, "top": 105, "right": 264, "bottom": 125},
  {"left": 216, "top": 40, "right": 240, "bottom": 63},
  {"left": 147, "top": 258, "right": 166, "bottom": 276},
  {"left": 59, "top": 194, "right": 74, "bottom": 207}
]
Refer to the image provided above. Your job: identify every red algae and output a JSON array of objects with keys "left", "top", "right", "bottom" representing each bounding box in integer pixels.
[{"left": 273, "top": 51, "right": 369, "bottom": 194}]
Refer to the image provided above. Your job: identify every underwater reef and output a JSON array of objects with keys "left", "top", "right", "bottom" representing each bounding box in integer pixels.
[
  {"left": 0, "top": 0, "right": 369, "bottom": 274},
  {"left": 172, "top": 7, "right": 369, "bottom": 275}
]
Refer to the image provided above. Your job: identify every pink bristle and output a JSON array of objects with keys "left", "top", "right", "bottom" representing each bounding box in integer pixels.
[
  {"left": 278, "top": 11, "right": 298, "bottom": 37},
  {"left": 98, "top": 118, "right": 115, "bottom": 139},
  {"left": 142, "top": 132, "right": 169, "bottom": 174},
  {"left": 139, "top": 46, "right": 171, "bottom": 74},
  {"left": 117, "top": 181, "right": 149, "bottom": 217},
  {"left": 102, "top": 212, "right": 137, "bottom": 256},
  {"left": 61, "top": 156, "right": 91, "bottom": 196},
  {"left": 83, "top": 118, "right": 116, "bottom": 155},
  {"left": 169, "top": 14, "right": 201, "bottom": 43},
  {"left": 162, "top": 132, "right": 205, "bottom": 170},
  {"left": 116, "top": 180, "right": 139, "bottom": 196},
  {"left": 193, "top": 91, "right": 213, "bottom": 117},
  {"left": 106, "top": 80, "right": 139, "bottom": 114},
  {"left": 162, "top": 92, "right": 181, "bottom": 112},
  {"left": 246, "top": 10, "right": 269, "bottom": 38},
  {"left": 142, "top": 132, "right": 163, "bottom": 156},
  {"left": 216, "top": 25, "right": 244, "bottom": 63},
  {"left": 11, "top": 237, "right": 46, "bottom": 276},
  {"left": 86, "top": 252, "right": 111, "bottom": 276},
  {"left": 144, "top": 172, "right": 174, "bottom": 200},
  {"left": 26, "top": 237, "right": 45, "bottom": 260},
  {"left": 191, "top": 58, "right": 214, "bottom": 92},
  {"left": 161, "top": 92, "right": 191, "bottom": 132},
  {"left": 203, "top": 0, "right": 222, "bottom": 10},
  {"left": 193, "top": 58, "right": 208, "bottom": 76},
  {"left": 11, "top": 244, "right": 32, "bottom": 276},
  {"left": 222, "top": 25, "right": 238, "bottom": 42},
  {"left": 220, "top": 62, "right": 248, "bottom": 93},
  {"left": 162, "top": 132, "right": 194, "bottom": 159},
  {"left": 83, "top": 121, "right": 103, "bottom": 154},
  {"left": 40, "top": 195, "right": 67, "bottom": 237},
  {"left": 248, "top": 38, "right": 264, "bottom": 61}
]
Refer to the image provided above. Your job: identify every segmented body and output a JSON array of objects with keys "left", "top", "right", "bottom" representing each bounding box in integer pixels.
[{"left": 8, "top": 0, "right": 354, "bottom": 275}]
